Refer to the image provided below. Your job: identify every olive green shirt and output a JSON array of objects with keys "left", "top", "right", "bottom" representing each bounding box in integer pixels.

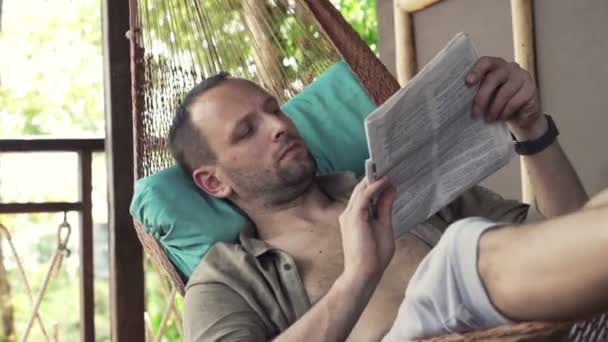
[{"left": 183, "top": 172, "right": 529, "bottom": 341}]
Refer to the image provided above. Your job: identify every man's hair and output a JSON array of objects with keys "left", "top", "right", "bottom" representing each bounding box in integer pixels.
[{"left": 168, "top": 72, "right": 231, "bottom": 174}]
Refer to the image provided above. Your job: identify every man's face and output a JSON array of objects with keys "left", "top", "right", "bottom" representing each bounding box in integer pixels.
[{"left": 190, "top": 79, "right": 316, "bottom": 205}]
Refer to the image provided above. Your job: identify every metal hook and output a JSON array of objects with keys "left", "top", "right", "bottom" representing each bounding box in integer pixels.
[{"left": 57, "top": 212, "right": 71, "bottom": 252}]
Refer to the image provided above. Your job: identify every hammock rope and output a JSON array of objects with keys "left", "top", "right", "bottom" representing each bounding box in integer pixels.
[
  {"left": 0, "top": 213, "right": 71, "bottom": 342},
  {"left": 21, "top": 216, "right": 71, "bottom": 342},
  {"left": 0, "top": 224, "right": 53, "bottom": 342}
]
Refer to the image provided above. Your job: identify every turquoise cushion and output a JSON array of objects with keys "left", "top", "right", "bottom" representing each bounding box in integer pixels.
[{"left": 130, "top": 61, "right": 377, "bottom": 280}]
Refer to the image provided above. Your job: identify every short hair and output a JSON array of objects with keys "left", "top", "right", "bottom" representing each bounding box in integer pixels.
[{"left": 168, "top": 72, "right": 230, "bottom": 174}]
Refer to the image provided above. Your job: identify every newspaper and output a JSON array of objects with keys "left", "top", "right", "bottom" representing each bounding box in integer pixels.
[{"left": 364, "top": 33, "right": 514, "bottom": 238}]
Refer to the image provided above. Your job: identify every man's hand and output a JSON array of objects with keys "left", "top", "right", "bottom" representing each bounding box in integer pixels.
[
  {"left": 466, "top": 56, "right": 545, "bottom": 141},
  {"left": 339, "top": 177, "right": 397, "bottom": 281},
  {"left": 274, "top": 179, "right": 396, "bottom": 342}
]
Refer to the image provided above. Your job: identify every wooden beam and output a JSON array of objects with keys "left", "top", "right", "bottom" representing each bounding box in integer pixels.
[
  {"left": 511, "top": 0, "right": 536, "bottom": 204},
  {"left": 0, "top": 202, "right": 82, "bottom": 214},
  {"left": 0, "top": 138, "right": 104, "bottom": 152},
  {"left": 0, "top": 0, "right": 3, "bottom": 32},
  {"left": 102, "top": 0, "right": 145, "bottom": 340},
  {"left": 78, "top": 151, "right": 95, "bottom": 342}
]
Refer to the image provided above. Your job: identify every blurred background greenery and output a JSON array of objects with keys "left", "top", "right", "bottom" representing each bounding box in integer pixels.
[{"left": 0, "top": 0, "right": 378, "bottom": 340}]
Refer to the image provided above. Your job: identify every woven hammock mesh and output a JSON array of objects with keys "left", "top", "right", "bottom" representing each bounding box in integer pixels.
[{"left": 133, "top": 0, "right": 341, "bottom": 178}]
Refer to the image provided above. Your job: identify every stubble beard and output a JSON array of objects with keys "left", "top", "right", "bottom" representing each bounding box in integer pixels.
[{"left": 224, "top": 153, "right": 317, "bottom": 209}]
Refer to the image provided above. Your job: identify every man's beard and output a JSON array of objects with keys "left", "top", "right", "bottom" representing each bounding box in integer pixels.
[{"left": 223, "top": 153, "right": 317, "bottom": 208}]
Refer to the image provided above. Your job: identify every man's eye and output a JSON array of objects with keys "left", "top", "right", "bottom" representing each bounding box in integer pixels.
[{"left": 237, "top": 125, "right": 252, "bottom": 140}]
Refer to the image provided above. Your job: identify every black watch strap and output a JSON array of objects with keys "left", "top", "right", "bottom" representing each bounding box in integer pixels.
[{"left": 513, "top": 114, "right": 559, "bottom": 155}]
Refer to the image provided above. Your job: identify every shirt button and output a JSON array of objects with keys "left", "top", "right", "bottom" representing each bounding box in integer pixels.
[{"left": 283, "top": 264, "right": 292, "bottom": 271}]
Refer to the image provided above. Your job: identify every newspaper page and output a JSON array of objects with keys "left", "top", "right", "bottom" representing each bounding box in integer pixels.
[{"left": 364, "top": 33, "right": 513, "bottom": 238}]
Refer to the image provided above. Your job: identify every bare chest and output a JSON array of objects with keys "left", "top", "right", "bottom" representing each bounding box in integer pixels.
[
  {"left": 292, "top": 226, "right": 345, "bottom": 304},
  {"left": 292, "top": 231, "right": 432, "bottom": 341}
]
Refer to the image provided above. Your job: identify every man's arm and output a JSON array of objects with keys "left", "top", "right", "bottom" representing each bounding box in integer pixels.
[
  {"left": 479, "top": 188, "right": 608, "bottom": 321},
  {"left": 274, "top": 271, "right": 378, "bottom": 342},
  {"left": 274, "top": 178, "right": 397, "bottom": 341},
  {"left": 510, "top": 118, "right": 587, "bottom": 217},
  {"left": 466, "top": 57, "right": 588, "bottom": 217}
]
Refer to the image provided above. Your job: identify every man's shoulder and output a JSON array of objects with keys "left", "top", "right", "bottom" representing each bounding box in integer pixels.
[{"left": 183, "top": 241, "right": 278, "bottom": 340}]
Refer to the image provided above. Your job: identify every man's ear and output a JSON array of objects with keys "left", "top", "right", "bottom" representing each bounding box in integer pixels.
[{"left": 192, "top": 167, "right": 232, "bottom": 199}]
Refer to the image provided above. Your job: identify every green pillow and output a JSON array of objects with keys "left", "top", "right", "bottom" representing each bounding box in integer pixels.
[{"left": 130, "top": 61, "right": 377, "bottom": 280}]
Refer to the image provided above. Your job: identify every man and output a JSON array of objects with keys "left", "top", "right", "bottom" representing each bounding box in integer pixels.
[{"left": 172, "top": 56, "right": 588, "bottom": 341}]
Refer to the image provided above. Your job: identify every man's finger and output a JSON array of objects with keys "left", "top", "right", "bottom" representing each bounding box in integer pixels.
[
  {"left": 466, "top": 56, "right": 503, "bottom": 85},
  {"left": 349, "top": 177, "right": 369, "bottom": 209},
  {"left": 473, "top": 67, "right": 509, "bottom": 119},
  {"left": 501, "top": 82, "right": 535, "bottom": 120},
  {"left": 355, "top": 177, "right": 389, "bottom": 212},
  {"left": 487, "top": 76, "right": 525, "bottom": 121}
]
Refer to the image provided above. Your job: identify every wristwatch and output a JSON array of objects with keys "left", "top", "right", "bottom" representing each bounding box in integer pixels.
[{"left": 513, "top": 114, "right": 559, "bottom": 155}]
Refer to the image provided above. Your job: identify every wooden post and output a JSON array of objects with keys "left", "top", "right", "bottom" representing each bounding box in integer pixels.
[
  {"left": 102, "top": 0, "right": 145, "bottom": 340},
  {"left": 511, "top": 0, "right": 536, "bottom": 203},
  {"left": 78, "top": 151, "right": 95, "bottom": 342}
]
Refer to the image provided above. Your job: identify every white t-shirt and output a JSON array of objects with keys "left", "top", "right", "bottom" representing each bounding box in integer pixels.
[{"left": 383, "top": 217, "right": 512, "bottom": 341}]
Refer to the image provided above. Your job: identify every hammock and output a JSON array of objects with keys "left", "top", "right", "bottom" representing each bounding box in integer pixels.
[{"left": 127, "top": 0, "right": 607, "bottom": 340}]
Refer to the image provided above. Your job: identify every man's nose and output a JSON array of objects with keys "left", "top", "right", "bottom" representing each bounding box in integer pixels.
[{"left": 268, "top": 115, "right": 289, "bottom": 141}]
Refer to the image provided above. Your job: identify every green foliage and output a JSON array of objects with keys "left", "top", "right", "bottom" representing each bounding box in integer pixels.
[
  {"left": 338, "top": 0, "right": 379, "bottom": 54},
  {"left": 140, "top": 0, "right": 378, "bottom": 92},
  {"left": 0, "top": 0, "right": 103, "bottom": 137}
]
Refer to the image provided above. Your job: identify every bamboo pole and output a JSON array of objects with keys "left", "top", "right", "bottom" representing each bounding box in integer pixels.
[
  {"left": 397, "top": 0, "right": 442, "bottom": 12},
  {"left": 394, "top": 3, "right": 416, "bottom": 85},
  {"left": 511, "top": 0, "right": 536, "bottom": 203},
  {"left": 394, "top": 0, "right": 443, "bottom": 85},
  {"left": 153, "top": 287, "right": 177, "bottom": 342}
]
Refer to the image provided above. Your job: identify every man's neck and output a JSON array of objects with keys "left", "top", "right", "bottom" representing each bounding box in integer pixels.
[{"left": 243, "top": 181, "right": 337, "bottom": 242}]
